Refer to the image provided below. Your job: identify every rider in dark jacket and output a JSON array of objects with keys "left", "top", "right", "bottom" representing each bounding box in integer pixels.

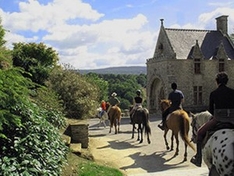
[{"left": 190, "top": 72, "right": 234, "bottom": 167}]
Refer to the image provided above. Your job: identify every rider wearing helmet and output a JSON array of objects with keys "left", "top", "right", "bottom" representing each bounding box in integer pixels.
[{"left": 130, "top": 90, "right": 143, "bottom": 123}]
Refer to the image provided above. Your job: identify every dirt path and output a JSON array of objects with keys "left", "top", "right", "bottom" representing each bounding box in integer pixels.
[{"left": 88, "top": 116, "right": 208, "bottom": 176}]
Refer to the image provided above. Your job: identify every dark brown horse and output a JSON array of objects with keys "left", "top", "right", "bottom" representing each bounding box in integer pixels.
[
  {"left": 106, "top": 102, "right": 121, "bottom": 134},
  {"left": 129, "top": 106, "right": 151, "bottom": 144},
  {"left": 160, "top": 99, "right": 195, "bottom": 161}
]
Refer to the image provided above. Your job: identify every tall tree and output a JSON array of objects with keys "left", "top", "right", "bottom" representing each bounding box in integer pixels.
[{"left": 12, "top": 42, "right": 59, "bottom": 85}]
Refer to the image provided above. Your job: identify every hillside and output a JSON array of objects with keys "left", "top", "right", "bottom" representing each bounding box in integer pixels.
[{"left": 78, "top": 66, "right": 146, "bottom": 75}]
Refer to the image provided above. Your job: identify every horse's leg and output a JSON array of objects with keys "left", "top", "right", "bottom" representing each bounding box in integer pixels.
[
  {"left": 209, "top": 165, "right": 219, "bottom": 176},
  {"left": 170, "top": 132, "right": 174, "bottom": 151},
  {"left": 174, "top": 132, "right": 179, "bottom": 156},
  {"left": 137, "top": 124, "right": 140, "bottom": 141},
  {"left": 132, "top": 123, "right": 135, "bottom": 139},
  {"left": 114, "top": 119, "right": 117, "bottom": 134},
  {"left": 139, "top": 124, "right": 143, "bottom": 143},
  {"left": 183, "top": 142, "right": 188, "bottom": 161},
  {"left": 102, "top": 119, "right": 106, "bottom": 128},
  {"left": 109, "top": 119, "right": 112, "bottom": 133},
  {"left": 163, "top": 129, "right": 170, "bottom": 150},
  {"left": 117, "top": 117, "right": 120, "bottom": 133}
]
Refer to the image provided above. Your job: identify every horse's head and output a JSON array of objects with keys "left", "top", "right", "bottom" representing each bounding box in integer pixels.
[
  {"left": 160, "top": 99, "right": 171, "bottom": 112},
  {"left": 190, "top": 110, "right": 212, "bottom": 143}
]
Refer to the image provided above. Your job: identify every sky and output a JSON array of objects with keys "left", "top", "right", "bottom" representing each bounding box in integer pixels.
[{"left": 0, "top": 0, "right": 234, "bottom": 70}]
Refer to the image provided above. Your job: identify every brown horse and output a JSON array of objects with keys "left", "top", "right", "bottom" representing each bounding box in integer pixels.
[
  {"left": 129, "top": 106, "right": 151, "bottom": 144},
  {"left": 160, "top": 99, "right": 195, "bottom": 161},
  {"left": 106, "top": 102, "right": 121, "bottom": 134}
]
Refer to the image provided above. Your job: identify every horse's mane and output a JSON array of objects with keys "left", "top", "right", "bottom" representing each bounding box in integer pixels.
[{"left": 193, "top": 110, "right": 212, "bottom": 127}]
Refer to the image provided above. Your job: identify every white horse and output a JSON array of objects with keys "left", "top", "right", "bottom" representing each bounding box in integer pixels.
[
  {"left": 96, "top": 107, "right": 108, "bottom": 128},
  {"left": 190, "top": 111, "right": 234, "bottom": 176}
]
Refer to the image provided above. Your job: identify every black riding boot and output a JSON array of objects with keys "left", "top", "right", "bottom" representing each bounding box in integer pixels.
[
  {"left": 190, "top": 142, "right": 202, "bottom": 167},
  {"left": 130, "top": 117, "right": 133, "bottom": 124},
  {"left": 158, "top": 120, "right": 165, "bottom": 130}
]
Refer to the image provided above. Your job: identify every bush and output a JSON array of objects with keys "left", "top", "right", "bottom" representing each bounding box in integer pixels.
[
  {"left": 0, "top": 68, "right": 67, "bottom": 175},
  {"left": 47, "top": 66, "right": 100, "bottom": 119}
]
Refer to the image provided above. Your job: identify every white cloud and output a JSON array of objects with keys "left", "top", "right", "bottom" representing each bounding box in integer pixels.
[{"left": 1, "top": 1, "right": 234, "bottom": 69}]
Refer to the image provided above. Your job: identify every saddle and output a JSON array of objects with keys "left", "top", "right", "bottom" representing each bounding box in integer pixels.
[{"left": 202, "top": 120, "right": 234, "bottom": 148}]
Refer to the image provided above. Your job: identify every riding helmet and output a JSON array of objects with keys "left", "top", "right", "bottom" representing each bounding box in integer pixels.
[{"left": 136, "top": 90, "right": 141, "bottom": 96}]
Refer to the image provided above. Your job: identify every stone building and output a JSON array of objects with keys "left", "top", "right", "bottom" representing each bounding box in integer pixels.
[{"left": 146, "top": 15, "right": 234, "bottom": 114}]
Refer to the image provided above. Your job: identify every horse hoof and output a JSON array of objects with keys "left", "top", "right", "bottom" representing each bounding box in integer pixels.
[
  {"left": 166, "top": 147, "right": 170, "bottom": 150},
  {"left": 148, "top": 140, "right": 151, "bottom": 144}
]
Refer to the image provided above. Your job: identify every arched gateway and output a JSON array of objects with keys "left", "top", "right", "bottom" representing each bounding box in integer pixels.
[{"left": 147, "top": 76, "right": 165, "bottom": 114}]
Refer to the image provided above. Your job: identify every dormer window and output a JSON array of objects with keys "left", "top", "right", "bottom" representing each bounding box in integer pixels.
[
  {"left": 194, "top": 58, "right": 201, "bottom": 74},
  {"left": 219, "top": 58, "right": 225, "bottom": 72}
]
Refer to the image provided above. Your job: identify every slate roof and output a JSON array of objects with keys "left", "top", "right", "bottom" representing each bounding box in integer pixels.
[{"left": 165, "top": 28, "right": 234, "bottom": 60}]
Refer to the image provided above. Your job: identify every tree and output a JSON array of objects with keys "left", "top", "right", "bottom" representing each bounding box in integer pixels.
[
  {"left": 12, "top": 42, "right": 59, "bottom": 85},
  {"left": 85, "top": 72, "right": 109, "bottom": 102},
  {"left": 47, "top": 65, "right": 100, "bottom": 119}
]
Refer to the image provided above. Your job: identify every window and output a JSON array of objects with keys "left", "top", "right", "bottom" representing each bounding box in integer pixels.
[
  {"left": 158, "top": 43, "right": 163, "bottom": 53},
  {"left": 219, "top": 59, "right": 225, "bottom": 72},
  {"left": 194, "top": 58, "right": 201, "bottom": 74},
  {"left": 193, "top": 86, "right": 202, "bottom": 105}
]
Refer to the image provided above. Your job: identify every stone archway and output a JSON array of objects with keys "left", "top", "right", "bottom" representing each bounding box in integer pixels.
[{"left": 148, "top": 77, "right": 165, "bottom": 114}]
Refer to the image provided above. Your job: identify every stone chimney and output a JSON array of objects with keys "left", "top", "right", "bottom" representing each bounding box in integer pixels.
[{"left": 216, "top": 15, "right": 228, "bottom": 34}]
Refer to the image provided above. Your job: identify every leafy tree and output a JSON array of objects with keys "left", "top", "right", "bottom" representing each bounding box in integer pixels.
[
  {"left": 0, "top": 18, "right": 6, "bottom": 47},
  {"left": 94, "top": 74, "right": 146, "bottom": 109},
  {"left": 12, "top": 42, "right": 59, "bottom": 85},
  {"left": 85, "top": 72, "right": 109, "bottom": 102},
  {"left": 47, "top": 65, "right": 99, "bottom": 119}
]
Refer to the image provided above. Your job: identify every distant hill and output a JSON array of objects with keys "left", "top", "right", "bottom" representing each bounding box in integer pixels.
[{"left": 78, "top": 66, "right": 146, "bottom": 75}]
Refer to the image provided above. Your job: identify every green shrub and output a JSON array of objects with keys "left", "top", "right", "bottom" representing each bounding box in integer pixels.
[
  {"left": 0, "top": 68, "right": 67, "bottom": 175},
  {"left": 47, "top": 66, "right": 99, "bottom": 119}
]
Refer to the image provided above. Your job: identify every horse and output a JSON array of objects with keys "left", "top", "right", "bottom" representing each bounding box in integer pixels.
[
  {"left": 106, "top": 102, "right": 122, "bottom": 134},
  {"left": 129, "top": 106, "right": 151, "bottom": 144},
  {"left": 190, "top": 111, "right": 234, "bottom": 176},
  {"left": 160, "top": 99, "right": 195, "bottom": 161},
  {"left": 95, "top": 107, "right": 108, "bottom": 128}
]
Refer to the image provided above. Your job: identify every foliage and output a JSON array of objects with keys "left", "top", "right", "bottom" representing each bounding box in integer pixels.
[
  {"left": 12, "top": 42, "right": 59, "bottom": 85},
  {"left": 85, "top": 72, "right": 109, "bottom": 102},
  {"left": 47, "top": 65, "right": 99, "bottom": 119},
  {"left": 95, "top": 73, "right": 147, "bottom": 109},
  {"left": 0, "top": 67, "right": 32, "bottom": 137},
  {"left": 0, "top": 19, "right": 6, "bottom": 47},
  {"left": 30, "top": 86, "right": 66, "bottom": 128},
  {"left": 0, "top": 67, "right": 67, "bottom": 175}
]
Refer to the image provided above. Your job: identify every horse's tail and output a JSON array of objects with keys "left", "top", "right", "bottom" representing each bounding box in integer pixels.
[
  {"left": 179, "top": 111, "right": 195, "bottom": 151},
  {"left": 143, "top": 109, "right": 151, "bottom": 135}
]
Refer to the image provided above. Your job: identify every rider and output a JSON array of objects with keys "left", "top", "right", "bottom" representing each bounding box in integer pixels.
[
  {"left": 107, "top": 92, "right": 120, "bottom": 114},
  {"left": 158, "top": 82, "right": 184, "bottom": 130},
  {"left": 129, "top": 90, "right": 143, "bottom": 124},
  {"left": 190, "top": 72, "right": 234, "bottom": 167},
  {"left": 99, "top": 100, "right": 106, "bottom": 117}
]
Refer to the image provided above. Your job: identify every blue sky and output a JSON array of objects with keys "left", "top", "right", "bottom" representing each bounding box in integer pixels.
[{"left": 0, "top": 0, "right": 234, "bottom": 69}]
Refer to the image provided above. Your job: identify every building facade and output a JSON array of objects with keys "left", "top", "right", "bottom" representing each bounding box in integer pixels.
[{"left": 147, "top": 15, "right": 234, "bottom": 114}]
